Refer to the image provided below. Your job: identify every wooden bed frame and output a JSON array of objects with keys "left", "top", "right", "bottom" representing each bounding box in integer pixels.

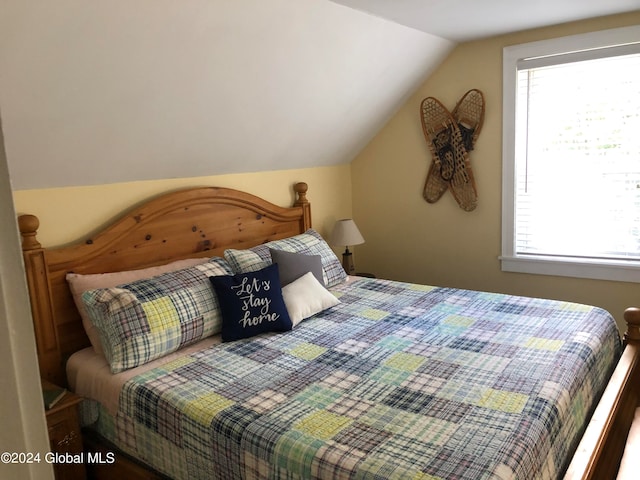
[{"left": 17, "top": 181, "right": 640, "bottom": 479}]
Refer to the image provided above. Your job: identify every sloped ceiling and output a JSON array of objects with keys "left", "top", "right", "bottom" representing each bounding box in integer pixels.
[
  {"left": 331, "top": 0, "right": 640, "bottom": 41},
  {"left": 1, "top": 0, "right": 453, "bottom": 190},
  {"left": 2, "top": 0, "right": 638, "bottom": 190}
]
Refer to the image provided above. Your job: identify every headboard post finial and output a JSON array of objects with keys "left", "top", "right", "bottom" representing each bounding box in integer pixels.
[
  {"left": 293, "top": 182, "right": 309, "bottom": 205},
  {"left": 624, "top": 307, "right": 640, "bottom": 345},
  {"left": 18, "top": 214, "right": 42, "bottom": 250},
  {"left": 293, "top": 182, "right": 311, "bottom": 230}
]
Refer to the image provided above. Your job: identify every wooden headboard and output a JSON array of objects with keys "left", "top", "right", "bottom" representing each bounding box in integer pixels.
[{"left": 18, "top": 182, "right": 311, "bottom": 386}]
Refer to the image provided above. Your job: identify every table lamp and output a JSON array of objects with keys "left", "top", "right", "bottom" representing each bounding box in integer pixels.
[{"left": 330, "top": 219, "right": 365, "bottom": 275}]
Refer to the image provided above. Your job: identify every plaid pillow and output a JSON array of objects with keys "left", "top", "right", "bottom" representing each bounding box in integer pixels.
[
  {"left": 82, "top": 257, "right": 232, "bottom": 373},
  {"left": 224, "top": 229, "right": 347, "bottom": 287},
  {"left": 67, "top": 257, "right": 210, "bottom": 357}
]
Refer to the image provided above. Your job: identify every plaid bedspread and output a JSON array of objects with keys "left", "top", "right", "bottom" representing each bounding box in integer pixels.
[{"left": 94, "top": 278, "right": 621, "bottom": 479}]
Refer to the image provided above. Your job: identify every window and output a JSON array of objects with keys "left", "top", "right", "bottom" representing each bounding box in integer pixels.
[{"left": 501, "top": 26, "right": 640, "bottom": 283}]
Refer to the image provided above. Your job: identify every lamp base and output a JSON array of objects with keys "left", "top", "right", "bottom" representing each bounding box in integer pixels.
[{"left": 342, "top": 251, "right": 355, "bottom": 276}]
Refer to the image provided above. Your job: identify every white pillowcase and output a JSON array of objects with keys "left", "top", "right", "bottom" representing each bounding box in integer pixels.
[{"left": 282, "top": 271, "right": 340, "bottom": 327}]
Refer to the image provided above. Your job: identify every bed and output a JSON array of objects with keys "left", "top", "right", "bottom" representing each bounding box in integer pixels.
[{"left": 17, "top": 182, "right": 640, "bottom": 479}]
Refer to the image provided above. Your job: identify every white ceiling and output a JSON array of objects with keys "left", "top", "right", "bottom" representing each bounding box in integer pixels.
[
  {"left": 1, "top": 0, "right": 453, "bottom": 190},
  {"left": 331, "top": 0, "right": 640, "bottom": 41},
  {"left": 2, "top": 0, "right": 638, "bottom": 190}
]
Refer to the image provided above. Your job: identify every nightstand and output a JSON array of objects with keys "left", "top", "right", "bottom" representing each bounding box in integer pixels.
[{"left": 43, "top": 381, "right": 86, "bottom": 480}]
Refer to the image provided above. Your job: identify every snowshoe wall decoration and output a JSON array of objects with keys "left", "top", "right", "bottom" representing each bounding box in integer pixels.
[{"left": 420, "top": 89, "right": 485, "bottom": 212}]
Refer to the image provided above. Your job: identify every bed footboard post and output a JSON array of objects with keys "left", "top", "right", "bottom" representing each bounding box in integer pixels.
[
  {"left": 18, "top": 214, "right": 63, "bottom": 385},
  {"left": 293, "top": 182, "right": 311, "bottom": 230},
  {"left": 624, "top": 307, "right": 640, "bottom": 345},
  {"left": 564, "top": 308, "right": 640, "bottom": 479}
]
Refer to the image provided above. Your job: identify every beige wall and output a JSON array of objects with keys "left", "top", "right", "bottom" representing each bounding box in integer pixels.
[
  {"left": 351, "top": 11, "right": 640, "bottom": 331},
  {"left": 13, "top": 165, "right": 352, "bottom": 248}
]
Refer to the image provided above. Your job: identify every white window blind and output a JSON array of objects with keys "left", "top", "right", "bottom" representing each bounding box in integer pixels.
[
  {"left": 515, "top": 52, "right": 640, "bottom": 261},
  {"left": 502, "top": 26, "right": 640, "bottom": 282}
]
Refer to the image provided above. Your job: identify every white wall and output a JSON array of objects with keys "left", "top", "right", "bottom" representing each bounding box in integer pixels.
[{"left": 0, "top": 113, "right": 53, "bottom": 479}]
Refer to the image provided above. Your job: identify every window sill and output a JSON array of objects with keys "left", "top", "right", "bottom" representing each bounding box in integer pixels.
[{"left": 500, "top": 255, "right": 640, "bottom": 283}]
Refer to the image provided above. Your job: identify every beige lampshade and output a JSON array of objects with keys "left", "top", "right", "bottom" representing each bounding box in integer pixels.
[{"left": 330, "top": 219, "right": 365, "bottom": 247}]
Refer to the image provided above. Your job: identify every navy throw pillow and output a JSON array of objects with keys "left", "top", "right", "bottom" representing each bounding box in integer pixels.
[{"left": 209, "top": 263, "right": 292, "bottom": 342}]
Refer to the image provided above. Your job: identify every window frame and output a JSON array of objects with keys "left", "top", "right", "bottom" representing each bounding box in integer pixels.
[{"left": 501, "top": 25, "right": 640, "bottom": 283}]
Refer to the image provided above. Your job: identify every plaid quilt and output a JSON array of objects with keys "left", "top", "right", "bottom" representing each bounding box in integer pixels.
[{"left": 93, "top": 278, "right": 621, "bottom": 479}]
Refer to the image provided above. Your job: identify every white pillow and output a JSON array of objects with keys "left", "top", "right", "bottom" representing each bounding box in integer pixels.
[{"left": 281, "top": 272, "right": 340, "bottom": 327}]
